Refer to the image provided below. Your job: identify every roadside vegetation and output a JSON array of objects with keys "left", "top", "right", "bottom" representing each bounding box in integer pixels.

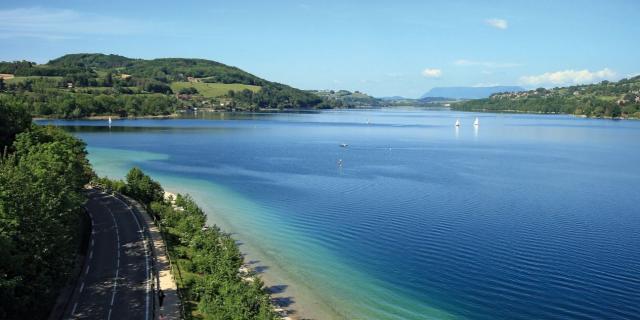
[
  {"left": 0, "top": 101, "right": 93, "bottom": 319},
  {"left": 95, "top": 169, "right": 278, "bottom": 320},
  {"left": 453, "top": 76, "right": 640, "bottom": 118}
]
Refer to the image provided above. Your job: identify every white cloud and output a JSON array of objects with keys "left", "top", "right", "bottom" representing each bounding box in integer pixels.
[
  {"left": 485, "top": 18, "right": 508, "bottom": 30},
  {"left": 519, "top": 68, "right": 616, "bottom": 86},
  {"left": 422, "top": 68, "right": 442, "bottom": 78},
  {"left": 0, "top": 7, "right": 150, "bottom": 40},
  {"left": 454, "top": 59, "right": 522, "bottom": 68}
]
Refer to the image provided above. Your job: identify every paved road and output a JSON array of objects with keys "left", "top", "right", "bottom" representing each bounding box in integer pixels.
[{"left": 65, "top": 188, "right": 151, "bottom": 320}]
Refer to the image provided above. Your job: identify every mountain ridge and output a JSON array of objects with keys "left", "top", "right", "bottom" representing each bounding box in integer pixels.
[{"left": 421, "top": 86, "right": 525, "bottom": 99}]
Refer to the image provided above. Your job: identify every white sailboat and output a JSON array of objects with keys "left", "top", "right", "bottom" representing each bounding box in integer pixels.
[
  {"left": 455, "top": 119, "right": 461, "bottom": 127},
  {"left": 108, "top": 116, "right": 112, "bottom": 127},
  {"left": 473, "top": 117, "right": 479, "bottom": 126}
]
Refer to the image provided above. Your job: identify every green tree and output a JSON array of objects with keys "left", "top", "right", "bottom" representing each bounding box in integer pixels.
[
  {"left": 0, "top": 97, "right": 32, "bottom": 152},
  {"left": 0, "top": 125, "right": 91, "bottom": 319},
  {"left": 125, "top": 167, "right": 164, "bottom": 205},
  {"left": 104, "top": 72, "right": 113, "bottom": 87}
]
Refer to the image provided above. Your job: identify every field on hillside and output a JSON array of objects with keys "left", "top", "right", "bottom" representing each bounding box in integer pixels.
[
  {"left": 170, "top": 82, "right": 261, "bottom": 98},
  {"left": 5, "top": 76, "right": 63, "bottom": 84}
]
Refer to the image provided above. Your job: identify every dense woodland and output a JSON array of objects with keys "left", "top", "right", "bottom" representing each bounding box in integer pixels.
[
  {"left": 453, "top": 76, "right": 640, "bottom": 118},
  {"left": 0, "top": 53, "right": 345, "bottom": 118},
  {"left": 0, "top": 101, "right": 92, "bottom": 319},
  {"left": 95, "top": 170, "right": 278, "bottom": 320}
]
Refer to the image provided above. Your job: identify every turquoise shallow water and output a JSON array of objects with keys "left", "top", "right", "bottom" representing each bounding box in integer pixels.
[{"left": 44, "top": 109, "right": 640, "bottom": 319}]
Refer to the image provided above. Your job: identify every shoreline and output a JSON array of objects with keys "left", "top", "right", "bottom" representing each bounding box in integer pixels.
[
  {"left": 450, "top": 108, "right": 640, "bottom": 120},
  {"left": 161, "top": 190, "right": 338, "bottom": 320},
  {"left": 32, "top": 114, "right": 180, "bottom": 121}
]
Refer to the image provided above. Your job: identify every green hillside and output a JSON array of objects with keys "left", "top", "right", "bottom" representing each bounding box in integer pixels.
[
  {"left": 453, "top": 76, "right": 640, "bottom": 119},
  {"left": 309, "top": 89, "right": 383, "bottom": 107},
  {"left": 170, "top": 82, "right": 261, "bottom": 98},
  {"left": 0, "top": 53, "right": 342, "bottom": 118}
]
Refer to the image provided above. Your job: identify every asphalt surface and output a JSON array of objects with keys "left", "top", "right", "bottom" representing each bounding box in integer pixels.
[{"left": 64, "top": 189, "right": 151, "bottom": 320}]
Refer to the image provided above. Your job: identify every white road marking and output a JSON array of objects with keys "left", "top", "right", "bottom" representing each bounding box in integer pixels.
[
  {"left": 106, "top": 204, "right": 121, "bottom": 320},
  {"left": 79, "top": 282, "right": 85, "bottom": 293},
  {"left": 71, "top": 302, "right": 78, "bottom": 315},
  {"left": 89, "top": 250, "right": 93, "bottom": 259},
  {"left": 111, "top": 195, "right": 151, "bottom": 320},
  {"left": 85, "top": 266, "right": 90, "bottom": 275}
]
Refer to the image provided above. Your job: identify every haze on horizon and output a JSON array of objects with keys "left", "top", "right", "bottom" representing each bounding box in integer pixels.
[{"left": 1, "top": 0, "right": 638, "bottom": 98}]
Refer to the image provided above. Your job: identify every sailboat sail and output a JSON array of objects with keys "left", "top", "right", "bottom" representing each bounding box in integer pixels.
[{"left": 473, "top": 117, "right": 479, "bottom": 126}]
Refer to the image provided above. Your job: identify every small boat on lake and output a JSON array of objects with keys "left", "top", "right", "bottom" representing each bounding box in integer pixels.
[
  {"left": 340, "top": 143, "right": 349, "bottom": 148},
  {"left": 108, "top": 116, "right": 112, "bottom": 126},
  {"left": 455, "top": 119, "right": 460, "bottom": 127},
  {"left": 474, "top": 117, "right": 479, "bottom": 126}
]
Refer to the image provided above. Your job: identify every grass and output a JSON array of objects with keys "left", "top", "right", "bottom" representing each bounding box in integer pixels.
[
  {"left": 170, "top": 81, "right": 261, "bottom": 98},
  {"left": 5, "top": 76, "right": 63, "bottom": 84},
  {"left": 73, "top": 86, "right": 138, "bottom": 93}
]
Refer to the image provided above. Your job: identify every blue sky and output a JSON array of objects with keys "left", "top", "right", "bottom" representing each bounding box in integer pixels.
[{"left": 1, "top": 0, "right": 638, "bottom": 97}]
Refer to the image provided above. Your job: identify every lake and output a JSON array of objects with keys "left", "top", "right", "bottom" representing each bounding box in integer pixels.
[{"left": 43, "top": 108, "right": 640, "bottom": 319}]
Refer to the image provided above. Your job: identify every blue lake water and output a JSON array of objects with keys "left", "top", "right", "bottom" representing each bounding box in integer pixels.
[{"left": 43, "top": 109, "right": 640, "bottom": 319}]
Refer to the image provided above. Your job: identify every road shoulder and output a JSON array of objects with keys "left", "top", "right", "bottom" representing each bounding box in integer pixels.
[{"left": 120, "top": 194, "right": 181, "bottom": 320}]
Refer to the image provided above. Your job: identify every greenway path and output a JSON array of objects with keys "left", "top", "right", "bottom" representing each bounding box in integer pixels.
[{"left": 62, "top": 188, "right": 179, "bottom": 319}]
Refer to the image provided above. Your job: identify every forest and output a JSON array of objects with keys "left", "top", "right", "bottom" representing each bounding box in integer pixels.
[
  {"left": 0, "top": 53, "right": 346, "bottom": 118},
  {"left": 0, "top": 100, "right": 93, "bottom": 319},
  {"left": 453, "top": 76, "right": 640, "bottom": 118}
]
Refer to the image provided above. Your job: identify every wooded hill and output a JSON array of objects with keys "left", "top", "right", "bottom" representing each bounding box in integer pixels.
[
  {"left": 453, "top": 76, "right": 640, "bottom": 118},
  {"left": 0, "top": 53, "right": 344, "bottom": 118}
]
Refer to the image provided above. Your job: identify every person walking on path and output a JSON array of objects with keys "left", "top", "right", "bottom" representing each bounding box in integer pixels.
[{"left": 158, "top": 289, "right": 165, "bottom": 307}]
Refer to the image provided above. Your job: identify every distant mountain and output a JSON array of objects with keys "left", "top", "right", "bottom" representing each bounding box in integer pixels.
[
  {"left": 378, "top": 96, "right": 406, "bottom": 101},
  {"left": 418, "top": 96, "right": 451, "bottom": 103},
  {"left": 421, "top": 86, "right": 525, "bottom": 99}
]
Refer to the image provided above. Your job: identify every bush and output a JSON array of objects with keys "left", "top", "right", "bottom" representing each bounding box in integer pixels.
[{"left": 125, "top": 167, "right": 164, "bottom": 206}]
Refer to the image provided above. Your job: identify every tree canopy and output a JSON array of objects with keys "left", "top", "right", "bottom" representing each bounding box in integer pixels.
[{"left": 0, "top": 107, "right": 92, "bottom": 319}]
